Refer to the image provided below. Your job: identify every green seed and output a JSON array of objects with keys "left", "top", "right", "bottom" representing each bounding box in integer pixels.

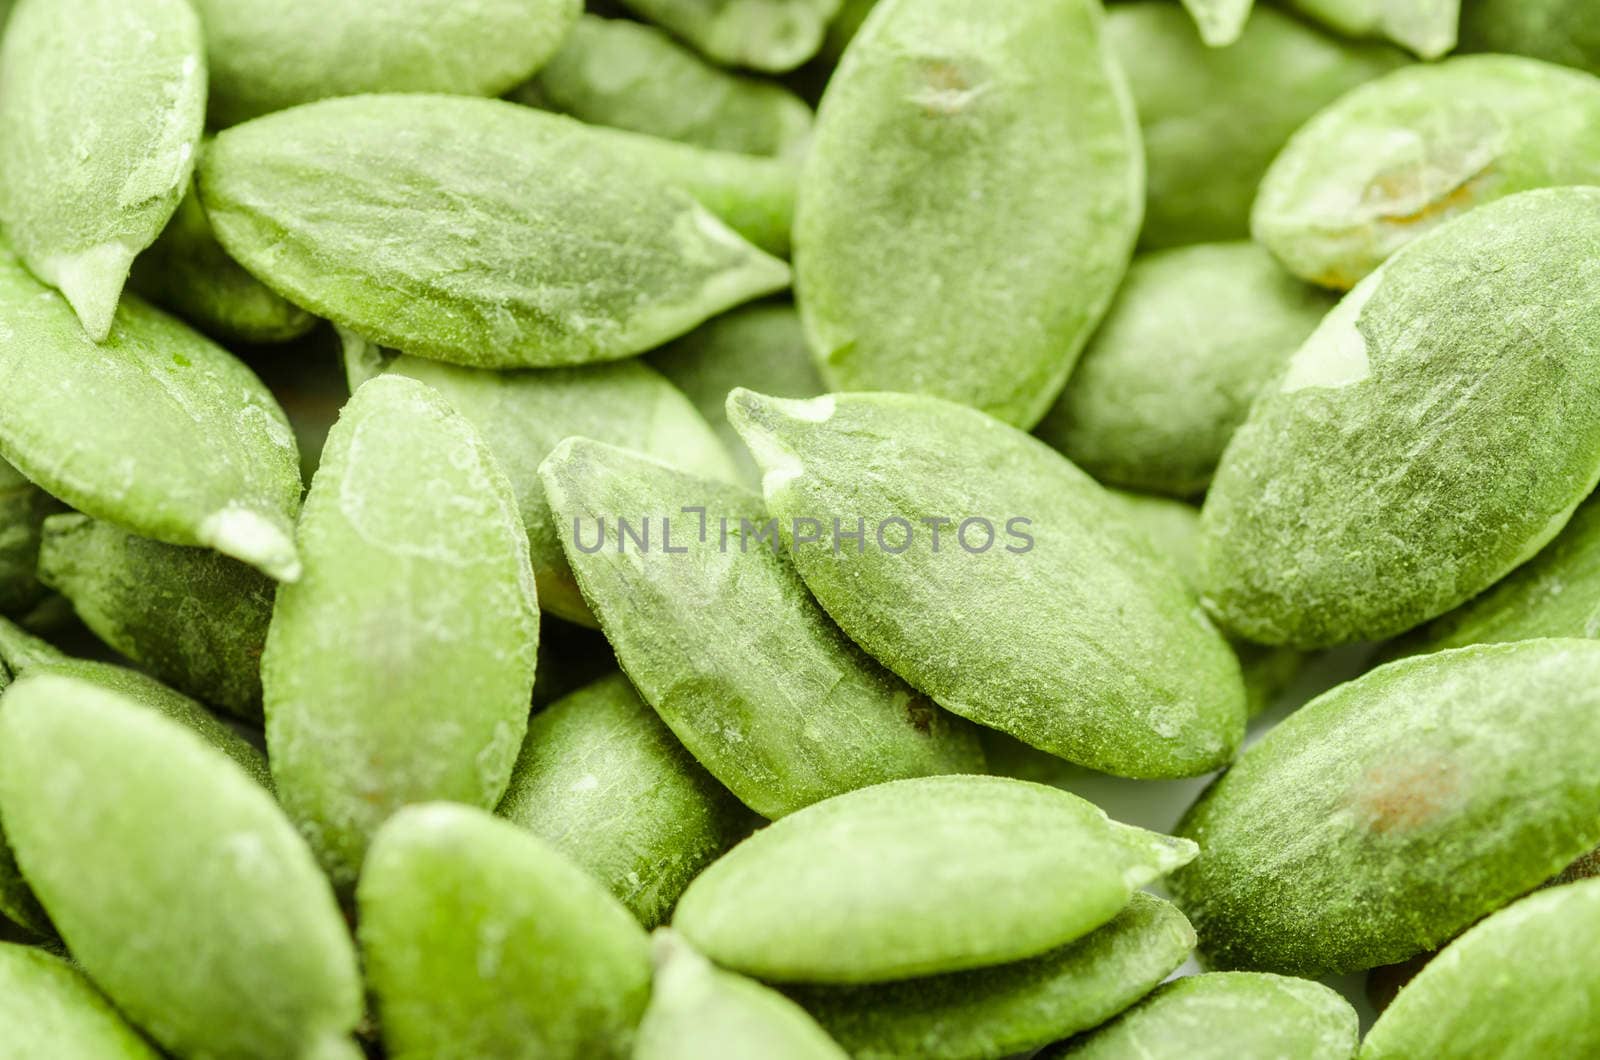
[
  {"left": 539, "top": 437, "right": 983, "bottom": 818},
  {"left": 1108, "top": 2, "right": 1404, "bottom": 249},
  {"left": 796, "top": 0, "right": 1141, "bottom": 428},
  {"left": 1361, "top": 879, "right": 1600, "bottom": 1059},
  {"left": 520, "top": 15, "right": 814, "bottom": 159},
  {"left": 1202, "top": 188, "right": 1600, "bottom": 647},
  {"left": 359, "top": 802, "right": 652, "bottom": 1060},
  {"left": 1284, "top": 0, "right": 1458, "bottom": 58},
  {"left": 128, "top": 175, "right": 316, "bottom": 344},
  {"left": 1255, "top": 55, "right": 1600, "bottom": 290},
  {"left": 386, "top": 354, "right": 737, "bottom": 627},
  {"left": 788, "top": 892, "right": 1196, "bottom": 1060},
  {"left": 673, "top": 775, "right": 1197, "bottom": 983},
  {"left": 0, "top": 458, "right": 59, "bottom": 616},
  {"left": 262, "top": 374, "right": 539, "bottom": 887},
  {"left": 0, "top": 0, "right": 205, "bottom": 340},
  {"left": 192, "top": 0, "right": 581, "bottom": 127},
  {"left": 638, "top": 931, "right": 849, "bottom": 1060},
  {"left": 200, "top": 95, "right": 791, "bottom": 369},
  {"left": 0, "top": 673, "right": 362, "bottom": 1059},
  {"left": 729, "top": 390, "right": 1246, "bottom": 779},
  {"left": 1459, "top": 0, "right": 1600, "bottom": 77},
  {"left": 1041, "top": 972, "right": 1358, "bottom": 1060},
  {"left": 649, "top": 302, "right": 826, "bottom": 487},
  {"left": 0, "top": 944, "right": 160, "bottom": 1059},
  {"left": 1037, "top": 242, "right": 1333, "bottom": 497},
  {"left": 1181, "top": 0, "right": 1254, "bottom": 46},
  {"left": 497, "top": 672, "right": 752, "bottom": 928},
  {"left": 37, "top": 513, "right": 275, "bottom": 720},
  {"left": 0, "top": 245, "right": 303, "bottom": 582},
  {"left": 616, "top": 0, "right": 842, "bottom": 73},
  {"left": 1170, "top": 639, "right": 1600, "bottom": 976}
]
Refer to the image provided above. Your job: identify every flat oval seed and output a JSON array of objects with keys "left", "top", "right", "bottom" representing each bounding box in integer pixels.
[
  {"left": 617, "top": 0, "right": 841, "bottom": 72},
  {"left": 497, "top": 672, "right": 752, "bottom": 928},
  {"left": 729, "top": 390, "right": 1246, "bottom": 779},
  {"left": 1170, "top": 639, "right": 1600, "bottom": 975},
  {"left": 0, "top": 674, "right": 362, "bottom": 1059},
  {"left": 638, "top": 932, "right": 849, "bottom": 1060},
  {"left": 1202, "top": 188, "right": 1600, "bottom": 647},
  {"left": 540, "top": 438, "right": 983, "bottom": 818},
  {"left": 1362, "top": 879, "right": 1600, "bottom": 1059},
  {"left": 359, "top": 803, "right": 652, "bottom": 1060},
  {"left": 37, "top": 513, "right": 275, "bottom": 720},
  {"left": 1180, "top": 0, "right": 1253, "bottom": 46},
  {"left": 200, "top": 95, "right": 791, "bottom": 369},
  {"left": 1041, "top": 972, "right": 1357, "bottom": 1060},
  {"left": 1037, "top": 243, "right": 1333, "bottom": 497},
  {"left": 1108, "top": 3, "right": 1404, "bottom": 249},
  {"left": 1255, "top": 56, "right": 1600, "bottom": 290},
  {"left": 672, "top": 775, "right": 1197, "bottom": 983},
  {"left": 0, "top": 0, "right": 204, "bottom": 340},
  {"left": 1459, "top": 0, "right": 1600, "bottom": 77},
  {"left": 386, "top": 355, "right": 738, "bottom": 627},
  {"left": 0, "top": 247, "right": 303, "bottom": 581},
  {"left": 797, "top": 0, "right": 1141, "bottom": 428},
  {"left": 0, "top": 944, "right": 160, "bottom": 1059},
  {"left": 264, "top": 374, "right": 539, "bottom": 887},
  {"left": 789, "top": 892, "right": 1195, "bottom": 1060},
  {"left": 521, "top": 15, "right": 814, "bottom": 159},
  {"left": 1285, "top": 0, "right": 1458, "bottom": 58},
  {"left": 0, "top": 457, "right": 58, "bottom": 615}
]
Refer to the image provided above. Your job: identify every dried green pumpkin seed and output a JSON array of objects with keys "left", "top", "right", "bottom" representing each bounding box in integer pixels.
[
  {"left": 618, "top": 0, "right": 842, "bottom": 72},
  {"left": 540, "top": 438, "right": 983, "bottom": 818},
  {"left": 649, "top": 302, "right": 826, "bottom": 487},
  {"left": 386, "top": 354, "right": 737, "bottom": 628},
  {"left": 1202, "top": 188, "right": 1600, "bottom": 647},
  {"left": 0, "top": 246, "right": 303, "bottom": 581},
  {"left": 0, "top": 944, "right": 160, "bottom": 1059},
  {"left": 1255, "top": 56, "right": 1600, "bottom": 290},
  {"left": 200, "top": 95, "right": 791, "bottom": 369},
  {"left": 128, "top": 177, "right": 316, "bottom": 344},
  {"left": 359, "top": 803, "right": 652, "bottom": 1060},
  {"left": 1108, "top": 3, "right": 1404, "bottom": 249},
  {"left": 638, "top": 931, "right": 849, "bottom": 1060},
  {"left": 193, "top": 0, "right": 581, "bottom": 127},
  {"left": 673, "top": 775, "right": 1196, "bottom": 983},
  {"left": 37, "top": 513, "right": 275, "bottom": 721},
  {"left": 1042, "top": 972, "right": 1358, "bottom": 1060},
  {"left": 1038, "top": 242, "right": 1333, "bottom": 497},
  {"left": 788, "top": 892, "right": 1195, "bottom": 1060},
  {"left": 0, "top": 0, "right": 205, "bottom": 340},
  {"left": 1285, "top": 0, "right": 1458, "bottom": 58},
  {"left": 1459, "top": 0, "right": 1600, "bottom": 77},
  {"left": 1171, "top": 639, "right": 1600, "bottom": 975},
  {"left": 0, "top": 673, "right": 362, "bottom": 1060},
  {"left": 1362, "top": 879, "right": 1600, "bottom": 1059},
  {"left": 730, "top": 390, "right": 1245, "bottom": 779},
  {"left": 263, "top": 375, "right": 539, "bottom": 887},
  {"left": 797, "top": 0, "right": 1141, "bottom": 429},
  {"left": 497, "top": 672, "right": 752, "bottom": 928},
  {"left": 1181, "top": 0, "right": 1254, "bottom": 46},
  {"left": 521, "top": 15, "right": 814, "bottom": 159},
  {"left": 0, "top": 457, "right": 59, "bottom": 616}
]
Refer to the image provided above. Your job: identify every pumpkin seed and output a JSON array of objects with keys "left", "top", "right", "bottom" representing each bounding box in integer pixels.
[
  {"left": 497, "top": 672, "right": 752, "bottom": 928},
  {"left": 192, "top": 0, "right": 581, "bottom": 127},
  {"left": 1037, "top": 242, "right": 1333, "bottom": 497},
  {"left": 672, "top": 775, "right": 1196, "bottom": 983},
  {"left": 729, "top": 390, "right": 1246, "bottom": 779},
  {"left": 789, "top": 892, "right": 1195, "bottom": 1060},
  {"left": 617, "top": 0, "right": 842, "bottom": 72},
  {"left": 0, "top": 673, "right": 362, "bottom": 1059},
  {"left": 520, "top": 15, "right": 814, "bottom": 159},
  {"left": 359, "top": 802, "right": 652, "bottom": 1060},
  {"left": 1181, "top": 0, "right": 1254, "bottom": 46},
  {"left": 1170, "top": 639, "right": 1600, "bottom": 975},
  {"left": 0, "top": 0, "right": 205, "bottom": 340},
  {"left": 539, "top": 437, "right": 984, "bottom": 818},
  {"left": 0, "top": 944, "right": 160, "bottom": 1059},
  {"left": 262, "top": 374, "right": 539, "bottom": 887},
  {"left": 1459, "top": 0, "right": 1600, "bottom": 77},
  {"left": 1201, "top": 188, "right": 1600, "bottom": 647},
  {"left": 1362, "top": 879, "right": 1600, "bottom": 1059},
  {"left": 796, "top": 0, "right": 1141, "bottom": 428},
  {"left": 0, "top": 458, "right": 59, "bottom": 616},
  {"left": 1284, "top": 0, "right": 1458, "bottom": 58},
  {"left": 0, "top": 246, "right": 303, "bottom": 581},
  {"left": 199, "top": 95, "right": 791, "bottom": 369},
  {"left": 1255, "top": 55, "right": 1600, "bottom": 290}
]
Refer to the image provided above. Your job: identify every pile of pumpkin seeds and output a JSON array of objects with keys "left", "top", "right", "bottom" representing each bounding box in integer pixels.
[{"left": 2, "top": 0, "right": 1599, "bottom": 1055}]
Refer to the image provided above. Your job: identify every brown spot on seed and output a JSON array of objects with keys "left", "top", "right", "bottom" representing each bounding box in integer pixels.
[{"left": 1351, "top": 752, "right": 1462, "bottom": 835}]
